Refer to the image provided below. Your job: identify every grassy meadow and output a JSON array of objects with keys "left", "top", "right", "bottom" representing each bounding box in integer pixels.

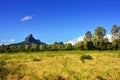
[{"left": 0, "top": 51, "right": 120, "bottom": 80}]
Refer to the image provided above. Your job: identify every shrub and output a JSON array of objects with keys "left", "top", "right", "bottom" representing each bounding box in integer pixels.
[
  {"left": 33, "top": 58, "right": 41, "bottom": 61},
  {"left": 80, "top": 55, "right": 93, "bottom": 63},
  {"left": 96, "top": 76, "right": 105, "bottom": 80},
  {"left": 0, "top": 60, "right": 6, "bottom": 66}
]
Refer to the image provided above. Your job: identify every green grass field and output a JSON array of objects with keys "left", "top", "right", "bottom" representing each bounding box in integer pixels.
[{"left": 0, "top": 51, "right": 120, "bottom": 80}]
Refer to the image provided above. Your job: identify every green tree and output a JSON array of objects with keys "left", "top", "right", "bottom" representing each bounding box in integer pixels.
[
  {"left": 84, "top": 31, "right": 93, "bottom": 50},
  {"left": 17, "top": 45, "right": 22, "bottom": 51},
  {"left": 25, "top": 45, "right": 30, "bottom": 51},
  {"left": 111, "top": 25, "right": 120, "bottom": 41},
  {"left": 50, "top": 42, "right": 62, "bottom": 51},
  {"left": 111, "top": 25, "right": 120, "bottom": 49},
  {"left": 112, "top": 39, "right": 120, "bottom": 50},
  {"left": 51, "top": 42, "right": 58, "bottom": 51},
  {"left": 1, "top": 44, "right": 7, "bottom": 52},
  {"left": 84, "top": 40, "right": 93, "bottom": 50},
  {"left": 84, "top": 31, "right": 92, "bottom": 41},
  {"left": 31, "top": 43, "right": 37, "bottom": 51},
  {"left": 92, "top": 26, "right": 107, "bottom": 50},
  {"left": 46, "top": 44, "right": 51, "bottom": 51},
  {"left": 74, "top": 41, "right": 84, "bottom": 50},
  {"left": 10, "top": 45, "right": 16, "bottom": 52},
  {"left": 39, "top": 44, "right": 46, "bottom": 51},
  {"left": 64, "top": 43, "right": 72, "bottom": 50},
  {"left": 94, "top": 26, "right": 106, "bottom": 40}
]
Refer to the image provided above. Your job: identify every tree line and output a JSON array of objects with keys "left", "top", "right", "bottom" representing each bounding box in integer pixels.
[{"left": 0, "top": 25, "right": 120, "bottom": 53}]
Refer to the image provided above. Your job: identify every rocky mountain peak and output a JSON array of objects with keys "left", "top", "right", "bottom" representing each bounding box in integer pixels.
[{"left": 25, "top": 34, "right": 41, "bottom": 44}]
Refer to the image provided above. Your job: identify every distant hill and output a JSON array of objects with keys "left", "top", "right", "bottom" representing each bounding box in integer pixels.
[{"left": 10, "top": 34, "right": 46, "bottom": 46}]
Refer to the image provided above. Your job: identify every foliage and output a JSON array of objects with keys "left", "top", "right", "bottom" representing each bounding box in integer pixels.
[
  {"left": 111, "top": 25, "right": 120, "bottom": 41},
  {"left": 80, "top": 55, "right": 93, "bottom": 63},
  {"left": 75, "top": 41, "right": 84, "bottom": 50},
  {"left": 33, "top": 58, "right": 41, "bottom": 61},
  {"left": 94, "top": 26, "right": 106, "bottom": 40},
  {"left": 84, "top": 31, "right": 92, "bottom": 41}
]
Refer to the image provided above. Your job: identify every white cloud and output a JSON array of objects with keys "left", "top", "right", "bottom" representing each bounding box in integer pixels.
[
  {"left": 66, "top": 34, "right": 112, "bottom": 45},
  {"left": 21, "top": 15, "right": 33, "bottom": 22},
  {"left": 104, "top": 34, "right": 112, "bottom": 42},
  {"left": 8, "top": 39, "right": 16, "bottom": 43},
  {"left": 0, "top": 39, "right": 16, "bottom": 44},
  {"left": 66, "top": 36, "right": 84, "bottom": 45}
]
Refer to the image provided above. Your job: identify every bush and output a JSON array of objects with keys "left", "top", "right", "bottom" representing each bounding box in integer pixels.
[
  {"left": 0, "top": 60, "right": 6, "bottom": 66},
  {"left": 33, "top": 58, "right": 41, "bottom": 61},
  {"left": 80, "top": 55, "right": 93, "bottom": 63},
  {"left": 96, "top": 76, "right": 105, "bottom": 80}
]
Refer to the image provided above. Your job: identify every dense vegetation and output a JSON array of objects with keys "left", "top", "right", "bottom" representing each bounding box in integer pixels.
[
  {"left": 0, "top": 25, "right": 120, "bottom": 53},
  {"left": 0, "top": 51, "right": 120, "bottom": 80}
]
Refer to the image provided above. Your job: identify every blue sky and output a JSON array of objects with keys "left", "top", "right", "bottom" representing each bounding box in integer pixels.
[{"left": 0, "top": 0, "right": 120, "bottom": 44}]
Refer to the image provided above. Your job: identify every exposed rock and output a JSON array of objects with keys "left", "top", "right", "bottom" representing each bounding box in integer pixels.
[
  {"left": 58, "top": 42, "right": 64, "bottom": 45},
  {"left": 25, "top": 34, "right": 41, "bottom": 44}
]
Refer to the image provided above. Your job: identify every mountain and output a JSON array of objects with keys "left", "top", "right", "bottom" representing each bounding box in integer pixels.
[
  {"left": 10, "top": 34, "right": 45, "bottom": 46},
  {"left": 25, "top": 34, "right": 41, "bottom": 45}
]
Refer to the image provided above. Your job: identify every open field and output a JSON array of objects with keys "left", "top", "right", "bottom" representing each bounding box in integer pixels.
[{"left": 0, "top": 51, "right": 120, "bottom": 80}]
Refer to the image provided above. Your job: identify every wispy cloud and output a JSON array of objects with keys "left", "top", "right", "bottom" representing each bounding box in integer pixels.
[
  {"left": 21, "top": 15, "right": 33, "bottom": 22},
  {"left": 0, "top": 39, "right": 16, "bottom": 44},
  {"left": 1, "top": 40, "right": 7, "bottom": 43},
  {"left": 8, "top": 39, "right": 16, "bottom": 43}
]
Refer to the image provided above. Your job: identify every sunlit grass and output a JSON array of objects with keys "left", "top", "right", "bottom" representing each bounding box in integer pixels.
[{"left": 0, "top": 51, "right": 120, "bottom": 80}]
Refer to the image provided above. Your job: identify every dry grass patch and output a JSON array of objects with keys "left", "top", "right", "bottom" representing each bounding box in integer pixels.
[{"left": 0, "top": 51, "right": 120, "bottom": 80}]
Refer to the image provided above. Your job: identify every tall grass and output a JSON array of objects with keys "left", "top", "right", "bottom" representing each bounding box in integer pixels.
[{"left": 0, "top": 51, "right": 120, "bottom": 80}]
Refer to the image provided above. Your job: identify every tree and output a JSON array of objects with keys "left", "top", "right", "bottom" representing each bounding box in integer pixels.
[
  {"left": 64, "top": 43, "right": 72, "bottom": 50},
  {"left": 10, "top": 45, "right": 16, "bottom": 52},
  {"left": 84, "top": 31, "right": 92, "bottom": 41},
  {"left": 17, "top": 45, "right": 22, "bottom": 51},
  {"left": 84, "top": 31, "right": 93, "bottom": 50},
  {"left": 31, "top": 43, "right": 37, "bottom": 51},
  {"left": 1, "top": 44, "right": 7, "bottom": 52},
  {"left": 50, "top": 42, "right": 62, "bottom": 51},
  {"left": 92, "top": 26, "right": 107, "bottom": 50},
  {"left": 111, "top": 25, "right": 120, "bottom": 49},
  {"left": 75, "top": 42, "right": 81, "bottom": 50},
  {"left": 46, "top": 44, "right": 51, "bottom": 51},
  {"left": 103, "top": 38, "right": 110, "bottom": 50},
  {"left": 112, "top": 38, "right": 120, "bottom": 50},
  {"left": 111, "top": 25, "right": 120, "bottom": 41},
  {"left": 84, "top": 40, "right": 94, "bottom": 50},
  {"left": 39, "top": 44, "right": 46, "bottom": 51},
  {"left": 94, "top": 26, "right": 106, "bottom": 40},
  {"left": 74, "top": 41, "right": 84, "bottom": 50},
  {"left": 51, "top": 42, "right": 58, "bottom": 51},
  {"left": 25, "top": 45, "right": 30, "bottom": 51}
]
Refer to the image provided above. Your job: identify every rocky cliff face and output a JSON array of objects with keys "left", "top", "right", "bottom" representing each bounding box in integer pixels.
[
  {"left": 9, "top": 34, "right": 45, "bottom": 46},
  {"left": 25, "top": 34, "right": 41, "bottom": 45}
]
